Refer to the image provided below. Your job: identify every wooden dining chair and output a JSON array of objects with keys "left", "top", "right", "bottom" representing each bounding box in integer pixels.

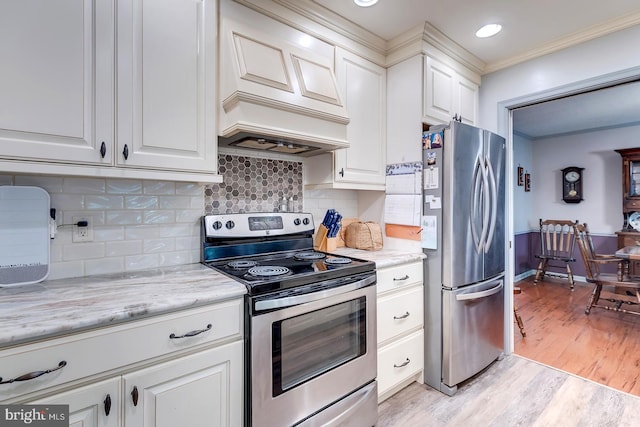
[
  {"left": 574, "top": 222, "right": 640, "bottom": 316},
  {"left": 533, "top": 219, "right": 579, "bottom": 289},
  {"left": 514, "top": 287, "right": 526, "bottom": 337}
]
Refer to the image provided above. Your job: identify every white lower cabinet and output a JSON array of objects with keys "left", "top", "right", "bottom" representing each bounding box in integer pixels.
[
  {"left": 32, "top": 378, "right": 121, "bottom": 427},
  {"left": 376, "top": 260, "right": 424, "bottom": 402},
  {"left": 3, "top": 300, "right": 243, "bottom": 426},
  {"left": 123, "top": 342, "right": 242, "bottom": 427}
]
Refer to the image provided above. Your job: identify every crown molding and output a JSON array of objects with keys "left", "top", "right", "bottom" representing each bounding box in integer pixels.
[
  {"left": 233, "top": 0, "right": 387, "bottom": 65},
  {"left": 385, "top": 23, "right": 485, "bottom": 75},
  {"left": 483, "top": 11, "right": 640, "bottom": 74}
]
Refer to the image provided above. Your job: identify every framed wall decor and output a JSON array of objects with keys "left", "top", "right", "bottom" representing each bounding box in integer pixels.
[
  {"left": 524, "top": 172, "right": 531, "bottom": 192},
  {"left": 517, "top": 166, "right": 524, "bottom": 186}
]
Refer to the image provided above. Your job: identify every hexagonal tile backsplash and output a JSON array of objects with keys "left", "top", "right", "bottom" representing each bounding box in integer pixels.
[{"left": 204, "top": 154, "right": 303, "bottom": 214}]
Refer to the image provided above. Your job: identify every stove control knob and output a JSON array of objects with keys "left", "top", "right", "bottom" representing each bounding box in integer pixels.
[
  {"left": 225, "top": 220, "right": 235, "bottom": 230},
  {"left": 212, "top": 221, "right": 222, "bottom": 230},
  {"left": 294, "top": 218, "right": 301, "bottom": 226},
  {"left": 302, "top": 218, "right": 310, "bottom": 225}
]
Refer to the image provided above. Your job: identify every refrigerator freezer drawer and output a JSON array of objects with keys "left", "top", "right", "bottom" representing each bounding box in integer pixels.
[{"left": 442, "top": 278, "right": 504, "bottom": 388}]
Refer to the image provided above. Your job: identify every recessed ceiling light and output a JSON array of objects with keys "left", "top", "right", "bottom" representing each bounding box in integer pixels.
[
  {"left": 476, "top": 24, "right": 502, "bottom": 38},
  {"left": 354, "top": 0, "right": 379, "bottom": 7}
]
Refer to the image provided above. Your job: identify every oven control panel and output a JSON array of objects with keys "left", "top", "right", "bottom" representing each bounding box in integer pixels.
[{"left": 203, "top": 212, "right": 315, "bottom": 238}]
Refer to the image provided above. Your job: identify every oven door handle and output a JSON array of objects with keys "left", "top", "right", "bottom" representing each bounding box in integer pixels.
[{"left": 254, "top": 274, "right": 376, "bottom": 312}]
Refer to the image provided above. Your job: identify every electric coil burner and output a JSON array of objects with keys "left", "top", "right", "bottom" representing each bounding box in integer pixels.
[{"left": 201, "top": 212, "right": 378, "bottom": 427}]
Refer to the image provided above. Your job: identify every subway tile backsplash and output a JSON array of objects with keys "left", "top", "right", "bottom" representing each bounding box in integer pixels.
[
  {"left": 0, "top": 153, "right": 360, "bottom": 281},
  {"left": 0, "top": 174, "right": 204, "bottom": 281}
]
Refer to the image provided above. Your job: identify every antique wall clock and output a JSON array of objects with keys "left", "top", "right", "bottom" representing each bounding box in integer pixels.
[{"left": 561, "top": 166, "right": 584, "bottom": 203}]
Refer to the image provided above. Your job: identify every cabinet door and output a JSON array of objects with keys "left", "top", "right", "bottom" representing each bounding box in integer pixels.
[
  {"left": 31, "top": 378, "right": 121, "bottom": 427},
  {"left": 423, "top": 56, "right": 478, "bottom": 125},
  {"left": 455, "top": 73, "right": 479, "bottom": 125},
  {"left": 0, "top": 0, "right": 114, "bottom": 165},
  {"left": 424, "top": 56, "right": 455, "bottom": 124},
  {"left": 334, "top": 48, "right": 386, "bottom": 187},
  {"left": 123, "top": 341, "right": 243, "bottom": 427},
  {"left": 117, "top": 0, "right": 217, "bottom": 173}
]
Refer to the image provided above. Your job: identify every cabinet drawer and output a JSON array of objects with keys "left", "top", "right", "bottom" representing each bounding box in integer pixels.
[
  {"left": 377, "top": 261, "right": 423, "bottom": 294},
  {"left": 377, "top": 286, "right": 423, "bottom": 344},
  {"left": 0, "top": 299, "right": 242, "bottom": 402},
  {"left": 624, "top": 199, "right": 640, "bottom": 212},
  {"left": 377, "top": 330, "right": 424, "bottom": 397}
]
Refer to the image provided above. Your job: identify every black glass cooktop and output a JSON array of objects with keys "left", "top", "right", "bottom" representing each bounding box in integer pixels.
[{"left": 204, "top": 249, "right": 375, "bottom": 295}]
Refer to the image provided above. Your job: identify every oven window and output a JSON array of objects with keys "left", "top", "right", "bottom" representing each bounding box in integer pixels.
[{"left": 272, "top": 297, "right": 367, "bottom": 396}]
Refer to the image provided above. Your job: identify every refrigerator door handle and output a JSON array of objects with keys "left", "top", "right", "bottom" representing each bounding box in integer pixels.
[
  {"left": 484, "top": 156, "right": 498, "bottom": 253},
  {"left": 470, "top": 156, "right": 489, "bottom": 254},
  {"left": 455, "top": 281, "right": 503, "bottom": 301}
]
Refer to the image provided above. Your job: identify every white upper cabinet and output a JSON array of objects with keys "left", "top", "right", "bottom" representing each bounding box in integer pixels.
[
  {"left": 0, "top": 0, "right": 220, "bottom": 183},
  {"left": 305, "top": 48, "right": 386, "bottom": 190},
  {"left": 218, "top": 13, "right": 350, "bottom": 153},
  {"left": 0, "top": 0, "right": 114, "bottom": 165},
  {"left": 424, "top": 56, "right": 478, "bottom": 125},
  {"left": 117, "top": 0, "right": 217, "bottom": 174}
]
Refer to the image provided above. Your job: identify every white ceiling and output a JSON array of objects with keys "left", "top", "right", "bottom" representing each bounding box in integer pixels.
[
  {"left": 314, "top": 0, "right": 640, "bottom": 71},
  {"left": 513, "top": 81, "right": 640, "bottom": 140},
  {"left": 314, "top": 0, "right": 640, "bottom": 139}
]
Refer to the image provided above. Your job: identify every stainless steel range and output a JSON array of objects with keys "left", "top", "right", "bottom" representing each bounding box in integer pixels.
[{"left": 201, "top": 212, "right": 378, "bottom": 427}]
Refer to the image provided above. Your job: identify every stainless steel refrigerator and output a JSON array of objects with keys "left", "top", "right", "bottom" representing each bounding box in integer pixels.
[{"left": 422, "top": 121, "right": 505, "bottom": 396}]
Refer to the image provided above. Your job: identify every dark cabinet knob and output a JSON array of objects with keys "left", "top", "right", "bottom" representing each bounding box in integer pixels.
[
  {"left": 123, "top": 144, "right": 129, "bottom": 160},
  {"left": 104, "top": 394, "right": 112, "bottom": 416},
  {"left": 100, "top": 142, "right": 107, "bottom": 158},
  {"left": 131, "top": 386, "right": 139, "bottom": 406},
  {"left": 338, "top": 168, "right": 344, "bottom": 177}
]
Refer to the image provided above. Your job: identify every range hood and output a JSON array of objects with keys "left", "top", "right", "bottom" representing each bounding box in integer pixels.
[{"left": 219, "top": 18, "right": 350, "bottom": 156}]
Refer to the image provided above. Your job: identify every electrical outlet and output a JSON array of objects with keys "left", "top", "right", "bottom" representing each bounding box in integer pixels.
[{"left": 72, "top": 216, "right": 93, "bottom": 243}]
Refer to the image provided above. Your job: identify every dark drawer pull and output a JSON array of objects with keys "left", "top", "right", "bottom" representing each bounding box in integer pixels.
[
  {"left": 394, "top": 358, "right": 411, "bottom": 368},
  {"left": 393, "top": 275, "right": 409, "bottom": 281},
  {"left": 131, "top": 386, "right": 139, "bottom": 406},
  {"left": 393, "top": 311, "right": 410, "bottom": 320},
  {"left": 122, "top": 144, "right": 129, "bottom": 160},
  {"left": 0, "top": 360, "right": 67, "bottom": 384},
  {"left": 169, "top": 323, "right": 212, "bottom": 340},
  {"left": 104, "top": 394, "right": 112, "bottom": 416},
  {"left": 100, "top": 141, "right": 107, "bottom": 158}
]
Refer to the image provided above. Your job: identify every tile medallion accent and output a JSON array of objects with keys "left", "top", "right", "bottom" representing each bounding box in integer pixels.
[{"left": 205, "top": 154, "right": 303, "bottom": 214}]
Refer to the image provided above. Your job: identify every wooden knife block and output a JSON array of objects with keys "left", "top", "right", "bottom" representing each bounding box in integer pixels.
[{"left": 314, "top": 225, "right": 337, "bottom": 252}]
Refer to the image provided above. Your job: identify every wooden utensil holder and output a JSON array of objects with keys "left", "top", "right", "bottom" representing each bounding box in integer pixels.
[{"left": 314, "top": 225, "right": 337, "bottom": 252}]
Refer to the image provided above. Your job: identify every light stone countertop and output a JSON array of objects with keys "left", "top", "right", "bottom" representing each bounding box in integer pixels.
[
  {"left": 0, "top": 263, "right": 246, "bottom": 348},
  {"left": 0, "top": 250, "right": 423, "bottom": 349},
  {"left": 331, "top": 247, "right": 425, "bottom": 269}
]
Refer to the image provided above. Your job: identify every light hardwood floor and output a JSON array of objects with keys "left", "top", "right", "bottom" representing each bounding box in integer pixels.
[
  {"left": 514, "top": 277, "right": 640, "bottom": 396},
  {"left": 378, "top": 277, "right": 640, "bottom": 426}
]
